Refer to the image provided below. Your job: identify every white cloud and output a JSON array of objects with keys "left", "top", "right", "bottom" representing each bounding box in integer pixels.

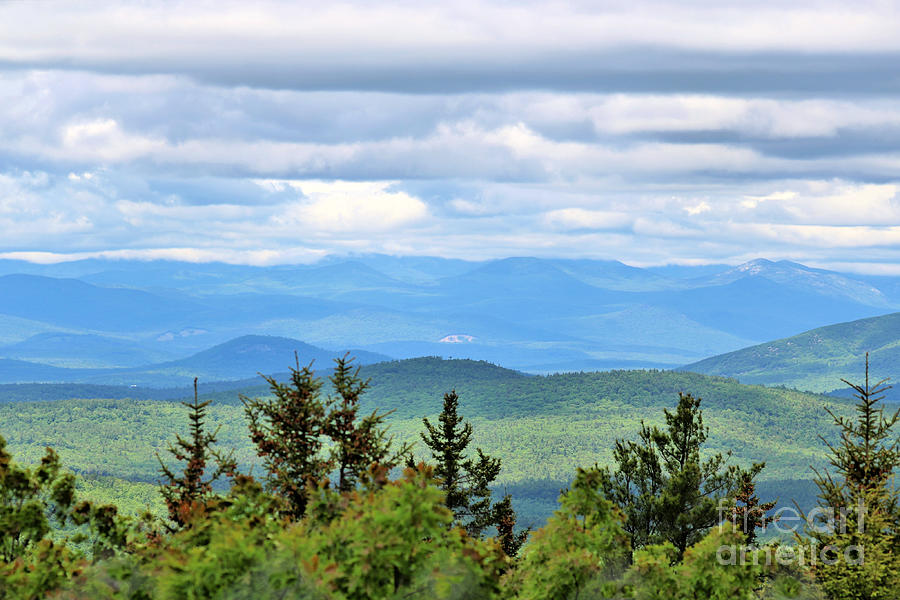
[
  {"left": 583, "top": 95, "right": 900, "bottom": 139},
  {"left": 739, "top": 181, "right": 900, "bottom": 225},
  {"left": 59, "top": 118, "right": 165, "bottom": 162},
  {"left": 271, "top": 180, "right": 429, "bottom": 232},
  {"left": 543, "top": 208, "right": 632, "bottom": 231},
  {"left": 684, "top": 201, "right": 711, "bottom": 216}
]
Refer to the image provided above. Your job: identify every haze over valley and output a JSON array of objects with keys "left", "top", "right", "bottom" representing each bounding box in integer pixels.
[{"left": 0, "top": 255, "right": 897, "bottom": 385}]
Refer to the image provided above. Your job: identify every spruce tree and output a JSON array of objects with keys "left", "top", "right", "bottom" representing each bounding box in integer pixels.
[
  {"left": 419, "top": 390, "right": 527, "bottom": 553},
  {"left": 157, "top": 378, "right": 236, "bottom": 528},
  {"left": 242, "top": 357, "right": 329, "bottom": 519},
  {"left": 493, "top": 493, "right": 529, "bottom": 557},
  {"left": 326, "top": 354, "right": 411, "bottom": 492},
  {"left": 804, "top": 354, "right": 900, "bottom": 599},
  {"left": 730, "top": 471, "right": 777, "bottom": 545},
  {"left": 243, "top": 354, "right": 410, "bottom": 518}
]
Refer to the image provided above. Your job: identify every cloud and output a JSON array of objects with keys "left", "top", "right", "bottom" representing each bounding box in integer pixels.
[
  {"left": 271, "top": 180, "right": 429, "bottom": 232},
  {"left": 3, "top": 2, "right": 900, "bottom": 94},
  {"left": 684, "top": 201, "right": 711, "bottom": 216},
  {"left": 1, "top": 3, "right": 900, "bottom": 271},
  {"left": 739, "top": 181, "right": 900, "bottom": 225},
  {"left": 543, "top": 208, "right": 632, "bottom": 231}
]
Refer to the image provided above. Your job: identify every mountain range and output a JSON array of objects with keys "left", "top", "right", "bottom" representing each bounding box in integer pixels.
[
  {"left": 0, "top": 255, "right": 897, "bottom": 379},
  {"left": 685, "top": 311, "right": 900, "bottom": 397},
  {"left": 0, "top": 335, "right": 388, "bottom": 387}
]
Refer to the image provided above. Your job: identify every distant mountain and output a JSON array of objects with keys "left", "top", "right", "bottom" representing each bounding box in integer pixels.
[
  {"left": 0, "top": 333, "right": 177, "bottom": 368},
  {"left": 2, "top": 256, "right": 899, "bottom": 375},
  {"left": 341, "top": 254, "right": 477, "bottom": 285},
  {"left": 152, "top": 334, "right": 389, "bottom": 380},
  {"left": 683, "top": 311, "right": 900, "bottom": 394},
  {"left": 435, "top": 258, "right": 620, "bottom": 322},
  {"left": 695, "top": 259, "right": 890, "bottom": 307},
  {"left": 647, "top": 276, "right": 889, "bottom": 342},
  {"left": 0, "top": 274, "right": 204, "bottom": 331},
  {"left": 549, "top": 259, "right": 678, "bottom": 291},
  {"left": 240, "top": 261, "right": 415, "bottom": 298},
  {"left": 0, "top": 335, "right": 392, "bottom": 386},
  {"left": 0, "top": 358, "right": 81, "bottom": 383}
]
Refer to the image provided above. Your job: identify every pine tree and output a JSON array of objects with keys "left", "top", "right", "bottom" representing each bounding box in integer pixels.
[
  {"left": 158, "top": 378, "right": 236, "bottom": 528},
  {"left": 419, "top": 390, "right": 528, "bottom": 553},
  {"left": 599, "top": 392, "right": 762, "bottom": 561},
  {"left": 242, "top": 357, "right": 329, "bottom": 519},
  {"left": 599, "top": 423, "right": 665, "bottom": 555},
  {"left": 421, "top": 390, "right": 473, "bottom": 520},
  {"left": 804, "top": 354, "right": 900, "bottom": 599}
]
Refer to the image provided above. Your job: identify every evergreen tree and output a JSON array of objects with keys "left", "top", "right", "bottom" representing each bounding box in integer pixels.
[
  {"left": 804, "top": 354, "right": 900, "bottom": 599},
  {"left": 730, "top": 470, "right": 777, "bottom": 545},
  {"left": 599, "top": 423, "right": 665, "bottom": 555},
  {"left": 157, "top": 378, "right": 236, "bottom": 528},
  {"left": 242, "top": 357, "right": 330, "bottom": 519},
  {"left": 493, "top": 494, "right": 529, "bottom": 557},
  {"left": 243, "top": 355, "right": 410, "bottom": 519},
  {"left": 598, "top": 392, "right": 763, "bottom": 561},
  {"left": 326, "top": 354, "right": 411, "bottom": 492},
  {"left": 419, "top": 390, "right": 527, "bottom": 552}
]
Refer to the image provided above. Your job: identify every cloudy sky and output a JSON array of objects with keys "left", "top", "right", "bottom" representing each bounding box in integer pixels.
[{"left": 3, "top": 0, "right": 900, "bottom": 271}]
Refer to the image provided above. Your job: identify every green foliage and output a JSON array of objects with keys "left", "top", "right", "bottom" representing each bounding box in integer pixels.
[
  {"left": 598, "top": 392, "right": 765, "bottom": 560},
  {"left": 626, "top": 525, "right": 763, "bottom": 600},
  {"left": 0, "top": 433, "right": 154, "bottom": 599},
  {"left": 419, "top": 390, "right": 527, "bottom": 554},
  {"left": 0, "top": 437, "right": 76, "bottom": 561},
  {"left": 508, "top": 468, "right": 628, "bottom": 599},
  {"left": 803, "top": 356, "right": 900, "bottom": 599},
  {"left": 48, "top": 466, "right": 505, "bottom": 600},
  {"left": 157, "top": 378, "right": 236, "bottom": 528},
  {"left": 297, "top": 465, "right": 506, "bottom": 599},
  {"left": 242, "top": 356, "right": 409, "bottom": 519}
]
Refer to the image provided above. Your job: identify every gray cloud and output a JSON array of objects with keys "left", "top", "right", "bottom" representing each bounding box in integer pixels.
[
  {"left": 1, "top": 1, "right": 899, "bottom": 271},
  {"left": 4, "top": 2, "right": 900, "bottom": 95}
]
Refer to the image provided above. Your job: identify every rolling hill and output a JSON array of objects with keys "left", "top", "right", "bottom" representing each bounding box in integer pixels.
[
  {"left": 683, "top": 311, "right": 900, "bottom": 394},
  {"left": 0, "top": 358, "right": 854, "bottom": 525}
]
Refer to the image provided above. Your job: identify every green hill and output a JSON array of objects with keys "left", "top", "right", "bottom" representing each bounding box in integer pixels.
[
  {"left": 683, "top": 311, "right": 900, "bottom": 393},
  {"left": 0, "top": 357, "right": 854, "bottom": 525}
]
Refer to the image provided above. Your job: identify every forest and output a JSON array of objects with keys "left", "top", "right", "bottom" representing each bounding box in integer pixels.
[
  {"left": 2, "top": 355, "right": 898, "bottom": 599},
  {"left": 0, "top": 359, "right": 852, "bottom": 526}
]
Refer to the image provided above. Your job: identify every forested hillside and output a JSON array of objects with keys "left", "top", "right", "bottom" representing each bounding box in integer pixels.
[
  {"left": 0, "top": 358, "right": 851, "bottom": 525},
  {"left": 684, "top": 311, "right": 900, "bottom": 394}
]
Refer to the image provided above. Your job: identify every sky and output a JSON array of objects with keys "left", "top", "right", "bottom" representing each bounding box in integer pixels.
[{"left": 3, "top": 0, "right": 900, "bottom": 271}]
